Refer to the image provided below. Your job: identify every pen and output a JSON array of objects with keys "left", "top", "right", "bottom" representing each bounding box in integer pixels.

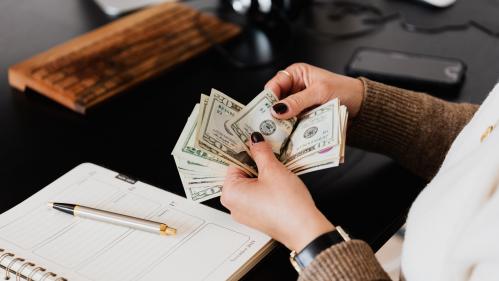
[{"left": 48, "top": 202, "right": 176, "bottom": 236}]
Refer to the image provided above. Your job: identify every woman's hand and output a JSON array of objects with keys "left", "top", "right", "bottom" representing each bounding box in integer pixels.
[
  {"left": 221, "top": 132, "right": 334, "bottom": 252},
  {"left": 265, "top": 63, "right": 364, "bottom": 119}
]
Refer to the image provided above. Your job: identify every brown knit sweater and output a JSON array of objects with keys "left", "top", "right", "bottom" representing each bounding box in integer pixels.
[{"left": 298, "top": 78, "right": 478, "bottom": 281}]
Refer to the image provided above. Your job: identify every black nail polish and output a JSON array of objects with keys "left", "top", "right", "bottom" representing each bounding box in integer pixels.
[
  {"left": 272, "top": 103, "right": 288, "bottom": 114},
  {"left": 251, "top": 132, "right": 264, "bottom": 143}
]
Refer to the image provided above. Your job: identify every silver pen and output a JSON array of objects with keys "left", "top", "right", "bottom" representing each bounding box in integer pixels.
[{"left": 48, "top": 202, "right": 176, "bottom": 236}]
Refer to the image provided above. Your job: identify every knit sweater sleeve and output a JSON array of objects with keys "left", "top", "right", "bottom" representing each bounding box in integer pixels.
[
  {"left": 298, "top": 240, "right": 391, "bottom": 281},
  {"left": 348, "top": 78, "right": 479, "bottom": 181}
]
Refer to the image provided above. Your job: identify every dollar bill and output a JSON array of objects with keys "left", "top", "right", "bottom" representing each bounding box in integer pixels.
[
  {"left": 172, "top": 104, "right": 229, "bottom": 170},
  {"left": 339, "top": 105, "right": 348, "bottom": 163},
  {"left": 173, "top": 155, "right": 224, "bottom": 202},
  {"left": 194, "top": 94, "right": 254, "bottom": 176},
  {"left": 188, "top": 184, "right": 224, "bottom": 202},
  {"left": 172, "top": 89, "right": 349, "bottom": 203},
  {"left": 195, "top": 94, "right": 209, "bottom": 147},
  {"left": 198, "top": 89, "right": 258, "bottom": 175},
  {"left": 229, "top": 89, "right": 297, "bottom": 157},
  {"left": 287, "top": 145, "right": 341, "bottom": 171},
  {"left": 286, "top": 103, "right": 347, "bottom": 173},
  {"left": 172, "top": 105, "right": 229, "bottom": 202},
  {"left": 174, "top": 161, "right": 224, "bottom": 202},
  {"left": 294, "top": 160, "right": 341, "bottom": 176},
  {"left": 281, "top": 98, "right": 340, "bottom": 166}
]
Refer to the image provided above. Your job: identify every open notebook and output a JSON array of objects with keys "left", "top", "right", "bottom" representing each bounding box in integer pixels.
[{"left": 0, "top": 163, "right": 273, "bottom": 281}]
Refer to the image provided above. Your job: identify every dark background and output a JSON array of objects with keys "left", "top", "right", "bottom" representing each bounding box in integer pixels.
[{"left": 1, "top": 0, "right": 498, "bottom": 279}]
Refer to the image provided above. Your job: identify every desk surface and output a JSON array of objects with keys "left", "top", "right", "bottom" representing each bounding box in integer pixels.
[{"left": 1, "top": 0, "right": 498, "bottom": 279}]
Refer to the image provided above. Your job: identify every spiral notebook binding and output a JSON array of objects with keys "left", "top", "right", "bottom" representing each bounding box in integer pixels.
[{"left": 0, "top": 249, "right": 67, "bottom": 281}]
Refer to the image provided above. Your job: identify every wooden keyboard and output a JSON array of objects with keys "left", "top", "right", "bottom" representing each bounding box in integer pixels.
[{"left": 8, "top": 3, "right": 240, "bottom": 114}]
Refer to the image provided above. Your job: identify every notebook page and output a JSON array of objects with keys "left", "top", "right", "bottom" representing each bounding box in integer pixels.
[{"left": 0, "top": 163, "right": 272, "bottom": 281}]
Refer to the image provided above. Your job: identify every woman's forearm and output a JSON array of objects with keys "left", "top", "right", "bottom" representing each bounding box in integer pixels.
[{"left": 348, "top": 78, "right": 479, "bottom": 181}]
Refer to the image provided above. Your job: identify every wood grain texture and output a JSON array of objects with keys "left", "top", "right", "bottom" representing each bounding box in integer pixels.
[{"left": 8, "top": 2, "right": 240, "bottom": 114}]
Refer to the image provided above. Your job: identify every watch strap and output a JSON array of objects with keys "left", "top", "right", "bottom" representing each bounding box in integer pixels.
[{"left": 291, "top": 226, "right": 350, "bottom": 271}]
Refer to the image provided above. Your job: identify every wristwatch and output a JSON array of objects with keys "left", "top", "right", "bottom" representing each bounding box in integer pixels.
[{"left": 289, "top": 226, "right": 351, "bottom": 273}]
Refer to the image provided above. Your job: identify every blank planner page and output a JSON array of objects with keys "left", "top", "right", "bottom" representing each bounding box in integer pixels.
[{"left": 0, "top": 163, "right": 272, "bottom": 281}]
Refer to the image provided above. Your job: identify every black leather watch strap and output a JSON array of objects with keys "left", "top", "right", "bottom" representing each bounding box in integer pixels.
[{"left": 295, "top": 229, "right": 346, "bottom": 269}]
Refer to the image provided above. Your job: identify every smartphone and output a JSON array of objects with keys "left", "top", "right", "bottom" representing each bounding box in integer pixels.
[{"left": 346, "top": 48, "right": 466, "bottom": 96}]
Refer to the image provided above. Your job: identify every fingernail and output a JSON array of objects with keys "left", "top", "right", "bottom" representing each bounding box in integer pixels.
[
  {"left": 272, "top": 103, "right": 288, "bottom": 114},
  {"left": 251, "top": 132, "right": 264, "bottom": 143}
]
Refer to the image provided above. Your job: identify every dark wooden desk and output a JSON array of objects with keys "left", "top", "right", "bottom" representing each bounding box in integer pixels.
[{"left": 1, "top": 0, "right": 498, "bottom": 279}]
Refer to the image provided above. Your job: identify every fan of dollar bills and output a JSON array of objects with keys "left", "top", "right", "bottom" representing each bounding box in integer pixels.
[{"left": 172, "top": 89, "right": 348, "bottom": 203}]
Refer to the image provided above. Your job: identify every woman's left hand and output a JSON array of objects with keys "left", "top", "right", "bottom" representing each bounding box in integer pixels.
[{"left": 221, "top": 132, "right": 334, "bottom": 252}]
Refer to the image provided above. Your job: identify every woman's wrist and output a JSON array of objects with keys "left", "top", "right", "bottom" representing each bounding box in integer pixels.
[
  {"left": 325, "top": 74, "right": 365, "bottom": 119},
  {"left": 287, "top": 210, "right": 335, "bottom": 252},
  {"left": 338, "top": 76, "right": 364, "bottom": 118}
]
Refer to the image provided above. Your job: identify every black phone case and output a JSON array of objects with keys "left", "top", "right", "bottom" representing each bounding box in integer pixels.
[{"left": 345, "top": 47, "right": 467, "bottom": 96}]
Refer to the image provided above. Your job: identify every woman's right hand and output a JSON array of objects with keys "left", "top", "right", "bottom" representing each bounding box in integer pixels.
[{"left": 265, "top": 63, "right": 365, "bottom": 119}]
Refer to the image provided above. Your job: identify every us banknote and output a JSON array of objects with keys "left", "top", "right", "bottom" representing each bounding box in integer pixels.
[
  {"left": 229, "top": 89, "right": 297, "bottom": 157},
  {"left": 172, "top": 89, "right": 347, "bottom": 203}
]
